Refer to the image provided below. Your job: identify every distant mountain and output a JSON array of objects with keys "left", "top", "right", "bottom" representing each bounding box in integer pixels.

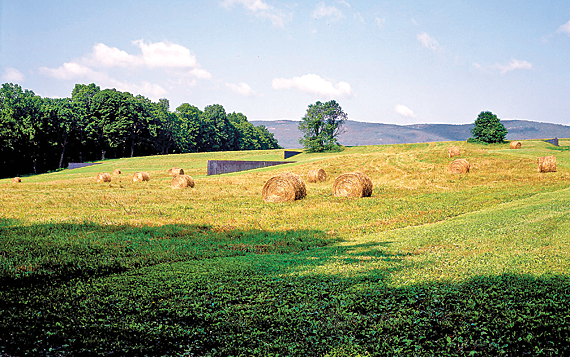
[{"left": 251, "top": 119, "right": 570, "bottom": 149}]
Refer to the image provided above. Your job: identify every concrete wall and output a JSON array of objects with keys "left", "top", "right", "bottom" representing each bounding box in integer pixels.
[
  {"left": 68, "top": 162, "right": 101, "bottom": 170},
  {"left": 207, "top": 160, "right": 293, "bottom": 175}
]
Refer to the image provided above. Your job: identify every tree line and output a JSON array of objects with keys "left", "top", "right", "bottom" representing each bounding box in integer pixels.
[{"left": 0, "top": 83, "right": 280, "bottom": 178}]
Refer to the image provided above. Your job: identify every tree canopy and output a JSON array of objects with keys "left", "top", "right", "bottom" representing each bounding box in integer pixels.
[
  {"left": 298, "top": 100, "right": 347, "bottom": 152},
  {"left": 470, "top": 111, "right": 508, "bottom": 144},
  {"left": 0, "top": 82, "right": 281, "bottom": 178}
]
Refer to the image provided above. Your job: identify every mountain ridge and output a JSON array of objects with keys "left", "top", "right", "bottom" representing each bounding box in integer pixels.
[{"left": 251, "top": 119, "right": 570, "bottom": 149}]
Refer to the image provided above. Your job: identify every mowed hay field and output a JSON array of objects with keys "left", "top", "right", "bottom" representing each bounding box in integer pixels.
[{"left": 1, "top": 140, "right": 570, "bottom": 356}]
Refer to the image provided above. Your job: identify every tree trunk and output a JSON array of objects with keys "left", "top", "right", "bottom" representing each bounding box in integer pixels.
[
  {"left": 101, "top": 149, "right": 106, "bottom": 161},
  {"left": 58, "top": 133, "right": 68, "bottom": 169}
]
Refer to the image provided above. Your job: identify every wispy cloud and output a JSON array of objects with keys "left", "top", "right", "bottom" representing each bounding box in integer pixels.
[
  {"left": 354, "top": 12, "right": 365, "bottom": 24},
  {"left": 220, "top": 0, "right": 288, "bottom": 28},
  {"left": 226, "top": 82, "right": 256, "bottom": 96},
  {"left": 1, "top": 67, "right": 25, "bottom": 82},
  {"left": 272, "top": 73, "right": 353, "bottom": 98},
  {"left": 495, "top": 59, "right": 533, "bottom": 75},
  {"left": 394, "top": 104, "right": 415, "bottom": 118},
  {"left": 338, "top": 0, "right": 351, "bottom": 8},
  {"left": 417, "top": 32, "right": 440, "bottom": 50},
  {"left": 313, "top": 2, "right": 344, "bottom": 20},
  {"left": 557, "top": 20, "right": 570, "bottom": 36},
  {"left": 374, "top": 16, "right": 385, "bottom": 28}
]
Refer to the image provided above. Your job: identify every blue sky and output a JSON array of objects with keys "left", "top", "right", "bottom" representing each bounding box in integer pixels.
[{"left": 1, "top": 0, "right": 569, "bottom": 124}]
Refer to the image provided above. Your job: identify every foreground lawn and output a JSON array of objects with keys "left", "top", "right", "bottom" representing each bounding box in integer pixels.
[{"left": 1, "top": 140, "right": 569, "bottom": 356}]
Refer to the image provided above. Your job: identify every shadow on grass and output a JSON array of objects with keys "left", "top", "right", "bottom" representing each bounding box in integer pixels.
[{"left": 1, "top": 217, "right": 569, "bottom": 356}]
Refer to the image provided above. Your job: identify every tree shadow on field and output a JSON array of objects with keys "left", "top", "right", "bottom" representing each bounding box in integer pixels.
[{"left": 1, "top": 217, "right": 570, "bottom": 356}]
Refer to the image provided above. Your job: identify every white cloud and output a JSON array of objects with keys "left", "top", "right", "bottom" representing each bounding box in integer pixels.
[
  {"left": 374, "top": 16, "right": 385, "bottom": 28},
  {"left": 226, "top": 82, "right": 255, "bottom": 96},
  {"left": 38, "top": 62, "right": 168, "bottom": 100},
  {"left": 1, "top": 67, "right": 25, "bottom": 82},
  {"left": 134, "top": 40, "right": 199, "bottom": 68},
  {"left": 417, "top": 32, "right": 440, "bottom": 50},
  {"left": 220, "top": 0, "right": 288, "bottom": 27},
  {"left": 84, "top": 40, "right": 211, "bottom": 79},
  {"left": 557, "top": 20, "right": 570, "bottom": 36},
  {"left": 354, "top": 12, "right": 365, "bottom": 24},
  {"left": 39, "top": 62, "right": 109, "bottom": 81},
  {"left": 338, "top": 0, "right": 351, "bottom": 8},
  {"left": 495, "top": 59, "right": 533, "bottom": 75},
  {"left": 411, "top": 18, "right": 419, "bottom": 26},
  {"left": 394, "top": 104, "right": 415, "bottom": 118},
  {"left": 272, "top": 73, "right": 353, "bottom": 98},
  {"left": 313, "top": 2, "right": 344, "bottom": 20}
]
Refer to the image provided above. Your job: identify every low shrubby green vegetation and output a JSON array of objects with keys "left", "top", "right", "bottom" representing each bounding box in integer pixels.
[{"left": 1, "top": 140, "right": 569, "bottom": 356}]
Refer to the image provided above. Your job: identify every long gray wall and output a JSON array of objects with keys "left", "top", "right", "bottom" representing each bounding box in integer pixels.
[
  {"left": 207, "top": 160, "right": 293, "bottom": 175},
  {"left": 68, "top": 162, "right": 101, "bottom": 170}
]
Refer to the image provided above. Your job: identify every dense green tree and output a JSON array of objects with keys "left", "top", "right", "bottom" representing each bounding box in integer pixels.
[
  {"left": 175, "top": 103, "right": 202, "bottom": 152},
  {"left": 1, "top": 82, "right": 283, "bottom": 178},
  {"left": 200, "top": 104, "right": 238, "bottom": 151},
  {"left": 41, "top": 97, "right": 78, "bottom": 169},
  {"left": 71, "top": 83, "right": 100, "bottom": 162},
  {"left": 298, "top": 100, "right": 347, "bottom": 152},
  {"left": 89, "top": 89, "right": 137, "bottom": 160},
  {"left": 0, "top": 83, "right": 44, "bottom": 173},
  {"left": 470, "top": 111, "right": 508, "bottom": 144}
]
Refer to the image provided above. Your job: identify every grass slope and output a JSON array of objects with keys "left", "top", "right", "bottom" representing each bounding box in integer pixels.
[{"left": 1, "top": 140, "right": 569, "bottom": 356}]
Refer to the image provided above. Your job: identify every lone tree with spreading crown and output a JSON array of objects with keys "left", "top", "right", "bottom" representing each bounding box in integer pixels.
[
  {"left": 469, "top": 111, "right": 508, "bottom": 143},
  {"left": 298, "top": 100, "right": 347, "bottom": 152}
]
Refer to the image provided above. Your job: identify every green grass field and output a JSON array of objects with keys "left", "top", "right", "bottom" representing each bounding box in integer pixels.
[{"left": 1, "top": 140, "right": 570, "bottom": 356}]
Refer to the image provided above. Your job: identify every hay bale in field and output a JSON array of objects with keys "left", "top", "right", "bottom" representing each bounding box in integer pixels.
[
  {"left": 510, "top": 141, "right": 522, "bottom": 149},
  {"left": 171, "top": 175, "right": 195, "bottom": 189},
  {"left": 133, "top": 171, "right": 150, "bottom": 182},
  {"left": 332, "top": 172, "right": 373, "bottom": 198},
  {"left": 307, "top": 168, "right": 327, "bottom": 183},
  {"left": 448, "top": 159, "right": 470, "bottom": 174},
  {"left": 262, "top": 172, "right": 307, "bottom": 202},
  {"left": 448, "top": 146, "right": 461, "bottom": 158},
  {"left": 96, "top": 172, "right": 112, "bottom": 183},
  {"left": 12, "top": 177, "right": 21, "bottom": 183},
  {"left": 537, "top": 155, "right": 556, "bottom": 173},
  {"left": 168, "top": 167, "right": 184, "bottom": 176},
  {"left": 112, "top": 169, "right": 121, "bottom": 175}
]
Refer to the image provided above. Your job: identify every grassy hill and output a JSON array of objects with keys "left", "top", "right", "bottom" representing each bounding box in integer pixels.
[{"left": 1, "top": 140, "right": 570, "bottom": 356}]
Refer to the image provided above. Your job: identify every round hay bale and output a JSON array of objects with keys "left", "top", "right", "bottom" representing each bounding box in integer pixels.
[
  {"left": 96, "top": 172, "right": 112, "bottom": 183},
  {"left": 448, "top": 159, "right": 470, "bottom": 174},
  {"left": 307, "top": 168, "right": 327, "bottom": 183},
  {"left": 509, "top": 141, "right": 522, "bottom": 149},
  {"left": 12, "top": 177, "right": 21, "bottom": 183},
  {"left": 171, "top": 175, "right": 195, "bottom": 189},
  {"left": 332, "top": 172, "right": 373, "bottom": 198},
  {"left": 537, "top": 155, "right": 556, "bottom": 173},
  {"left": 262, "top": 172, "right": 307, "bottom": 202},
  {"left": 133, "top": 171, "right": 150, "bottom": 182},
  {"left": 168, "top": 167, "right": 184, "bottom": 176},
  {"left": 112, "top": 169, "right": 121, "bottom": 175},
  {"left": 448, "top": 146, "right": 461, "bottom": 158}
]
